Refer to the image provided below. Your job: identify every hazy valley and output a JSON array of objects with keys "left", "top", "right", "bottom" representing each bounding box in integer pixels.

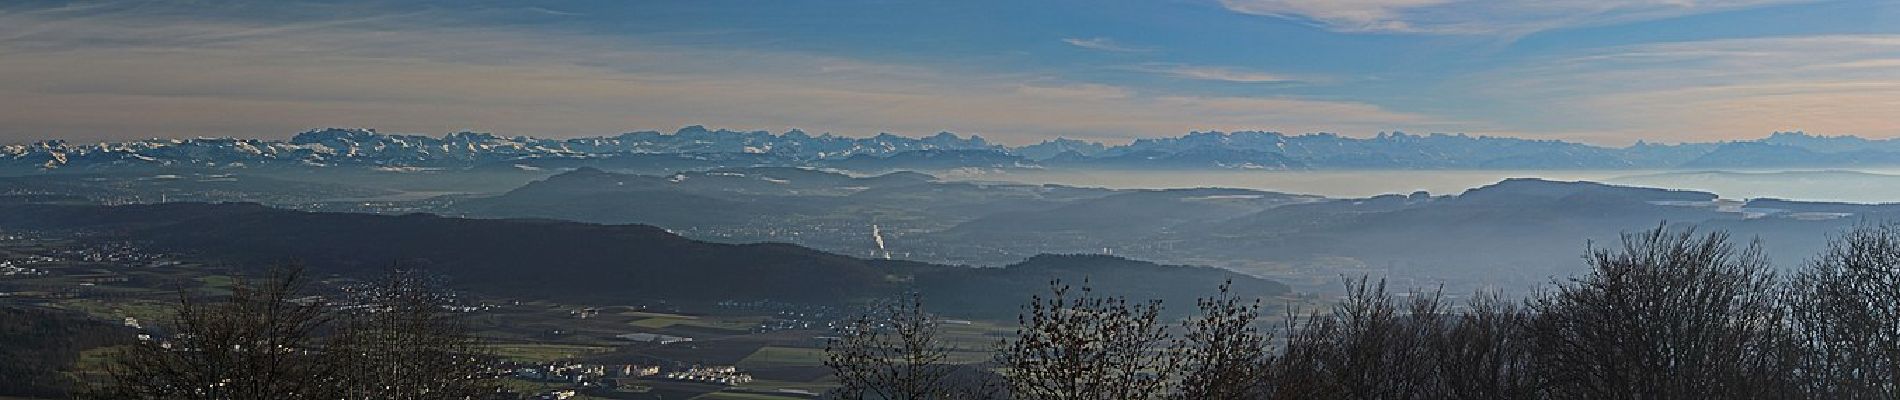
[
  {"left": 9, "top": 0, "right": 1900, "bottom": 397},
  {"left": 10, "top": 128, "right": 1900, "bottom": 399}
]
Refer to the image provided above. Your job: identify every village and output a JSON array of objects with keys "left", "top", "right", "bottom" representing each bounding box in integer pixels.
[{"left": 0, "top": 229, "right": 904, "bottom": 399}]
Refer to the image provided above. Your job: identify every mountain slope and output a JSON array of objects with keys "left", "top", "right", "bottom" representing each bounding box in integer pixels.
[
  {"left": 0, "top": 203, "right": 894, "bottom": 304},
  {"left": 0, "top": 203, "right": 1288, "bottom": 316},
  {"left": 916, "top": 254, "right": 1291, "bottom": 318}
]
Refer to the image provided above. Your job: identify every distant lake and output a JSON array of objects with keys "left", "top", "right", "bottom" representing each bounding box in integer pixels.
[{"left": 939, "top": 168, "right": 1900, "bottom": 204}]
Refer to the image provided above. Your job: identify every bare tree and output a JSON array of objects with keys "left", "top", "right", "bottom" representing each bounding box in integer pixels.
[
  {"left": 825, "top": 291, "right": 998, "bottom": 400},
  {"left": 1786, "top": 223, "right": 1900, "bottom": 399},
  {"left": 999, "top": 280, "right": 1174, "bottom": 400},
  {"left": 88, "top": 265, "right": 497, "bottom": 400},
  {"left": 1525, "top": 226, "right": 1794, "bottom": 400},
  {"left": 1268, "top": 277, "right": 1447, "bottom": 400},
  {"left": 1168, "top": 280, "right": 1271, "bottom": 400},
  {"left": 90, "top": 268, "right": 336, "bottom": 400},
  {"left": 326, "top": 266, "right": 497, "bottom": 400},
  {"left": 1431, "top": 292, "right": 1538, "bottom": 400}
]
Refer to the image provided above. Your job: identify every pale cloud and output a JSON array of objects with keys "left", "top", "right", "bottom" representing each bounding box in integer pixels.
[
  {"left": 523, "top": 7, "right": 580, "bottom": 17},
  {"left": 1060, "top": 37, "right": 1151, "bottom": 53},
  {"left": 1820, "top": 59, "right": 1900, "bottom": 70},
  {"left": 1136, "top": 64, "right": 1301, "bottom": 83},
  {"left": 0, "top": 7, "right": 1441, "bottom": 144},
  {"left": 1219, "top": 0, "right": 1810, "bottom": 35},
  {"left": 1475, "top": 35, "right": 1900, "bottom": 143},
  {"left": 1014, "top": 83, "right": 1134, "bottom": 101},
  {"left": 1149, "top": 95, "right": 1456, "bottom": 133}
]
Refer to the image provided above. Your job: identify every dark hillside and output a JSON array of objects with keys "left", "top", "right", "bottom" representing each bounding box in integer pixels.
[
  {"left": 0, "top": 203, "right": 1288, "bottom": 316},
  {"left": 916, "top": 254, "right": 1290, "bottom": 319},
  {"left": 0, "top": 203, "right": 891, "bottom": 304}
]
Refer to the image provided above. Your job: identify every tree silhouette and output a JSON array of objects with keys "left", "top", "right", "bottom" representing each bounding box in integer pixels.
[
  {"left": 1169, "top": 280, "right": 1271, "bottom": 400},
  {"left": 999, "top": 280, "right": 1174, "bottom": 400},
  {"left": 325, "top": 266, "right": 498, "bottom": 400},
  {"left": 1525, "top": 226, "right": 1794, "bottom": 400},
  {"left": 90, "top": 268, "right": 336, "bottom": 400},
  {"left": 1432, "top": 291, "right": 1538, "bottom": 400},
  {"left": 825, "top": 291, "right": 998, "bottom": 400},
  {"left": 1786, "top": 223, "right": 1900, "bottom": 399},
  {"left": 1270, "top": 277, "right": 1446, "bottom": 400},
  {"left": 88, "top": 265, "right": 498, "bottom": 400}
]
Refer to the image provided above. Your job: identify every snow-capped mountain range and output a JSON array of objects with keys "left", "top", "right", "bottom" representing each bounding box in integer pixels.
[
  {"left": 0, "top": 126, "right": 1002, "bottom": 170},
  {"left": 4, "top": 126, "right": 1898, "bottom": 171}
]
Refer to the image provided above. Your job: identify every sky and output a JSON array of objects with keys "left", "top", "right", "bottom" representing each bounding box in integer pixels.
[{"left": 0, "top": 0, "right": 1895, "bottom": 146}]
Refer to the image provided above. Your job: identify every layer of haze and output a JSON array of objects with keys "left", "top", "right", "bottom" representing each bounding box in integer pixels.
[{"left": 949, "top": 169, "right": 1900, "bottom": 204}]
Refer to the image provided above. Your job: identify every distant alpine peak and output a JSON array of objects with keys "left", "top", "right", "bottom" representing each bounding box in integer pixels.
[
  {"left": 0, "top": 126, "right": 1008, "bottom": 170},
  {"left": 2, "top": 126, "right": 1898, "bottom": 171}
]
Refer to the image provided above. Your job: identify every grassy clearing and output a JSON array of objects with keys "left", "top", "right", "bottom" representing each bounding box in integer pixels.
[
  {"left": 485, "top": 343, "right": 613, "bottom": 362},
  {"left": 630, "top": 317, "right": 685, "bottom": 328},
  {"left": 678, "top": 316, "right": 766, "bottom": 331},
  {"left": 736, "top": 346, "right": 827, "bottom": 369},
  {"left": 195, "top": 275, "right": 235, "bottom": 289},
  {"left": 63, "top": 344, "right": 133, "bottom": 384},
  {"left": 692, "top": 392, "right": 810, "bottom": 400},
  {"left": 72, "top": 345, "right": 128, "bottom": 372},
  {"left": 495, "top": 378, "right": 617, "bottom": 399},
  {"left": 630, "top": 315, "right": 764, "bottom": 331},
  {"left": 741, "top": 378, "right": 836, "bottom": 393},
  {"left": 54, "top": 298, "right": 172, "bottom": 323},
  {"left": 936, "top": 321, "right": 1010, "bottom": 361},
  {"left": 620, "top": 310, "right": 694, "bottom": 318}
]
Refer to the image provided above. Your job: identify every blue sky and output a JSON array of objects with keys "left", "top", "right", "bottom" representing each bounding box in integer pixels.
[{"left": 0, "top": 0, "right": 1895, "bottom": 145}]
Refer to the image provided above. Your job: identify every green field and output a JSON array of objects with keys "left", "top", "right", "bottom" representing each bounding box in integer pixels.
[
  {"left": 736, "top": 346, "right": 828, "bottom": 369},
  {"left": 692, "top": 392, "right": 810, "bottom": 400},
  {"left": 486, "top": 343, "right": 613, "bottom": 362},
  {"left": 741, "top": 378, "right": 836, "bottom": 395},
  {"left": 495, "top": 378, "right": 620, "bottom": 400},
  {"left": 193, "top": 272, "right": 234, "bottom": 288},
  {"left": 628, "top": 313, "right": 764, "bottom": 331},
  {"left": 629, "top": 316, "right": 689, "bottom": 328},
  {"left": 54, "top": 298, "right": 172, "bottom": 324}
]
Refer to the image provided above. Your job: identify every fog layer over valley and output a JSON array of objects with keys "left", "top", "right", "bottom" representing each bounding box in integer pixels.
[
  {"left": 11, "top": 0, "right": 1900, "bottom": 395},
  {"left": 12, "top": 128, "right": 1900, "bottom": 296},
  {"left": 434, "top": 166, "right": 1894, "bottom": 294},
  {"left": 957, "top": 168, "right": 1900, "bottom": 204},
  {"left": 9, "top": 129, "right": 1900, "bottom": 398}
]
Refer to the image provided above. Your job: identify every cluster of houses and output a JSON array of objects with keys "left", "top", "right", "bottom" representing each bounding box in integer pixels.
[
  {"left": 506, "top": 360, "right": 661, "bottom": 385},
  {"left": 0, "top": 261, "right": 48, "bottom": 276},
  {"left": 754, "top": 316, "right": 836, "bottom": 333},
  {"left": 718, "top": 300, "right": 847, "bottom": 334},
  {"left": 530, "top": 389, "right": 579, "bottom": 400},
  {"left": 614, "top": 332, "right": 694, "bottom": 345},
  {"left": 0, "top": 240, "right": 152, "bottom": 298},
  {"left": 63, "top": 241, "right": 166, "bottom": 264},
  {"left": 662, "top": 365, "right": 754, "bottom": 385}
]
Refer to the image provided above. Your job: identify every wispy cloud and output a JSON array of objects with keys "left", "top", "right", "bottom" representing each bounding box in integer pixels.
[
  {"left": 1473, "top": 35, "right": 1900, "bottom": 142},
  {"left": 0, "top": 4, "right": 1445, "bottom": 144},
  {"left": 1060, "top": 37, "right": 1151, "bottom": 53},
  {"left": 1014, "top": 83, "right": 1134, "bottom": 101},
  {"left": 523, "top": 7, "right": 580, "bottom": 17},
  {"left": 1219, "top": 0, "right": 1811, "bottom": 35},
  {"left": 1134, "top": 64, "right": 1301, "bottom": 83}
]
